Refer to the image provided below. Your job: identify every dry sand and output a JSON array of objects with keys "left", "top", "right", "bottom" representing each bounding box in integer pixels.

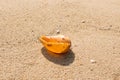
[{"left": 0, "top": 0, "right": 120, "bottom": 80}]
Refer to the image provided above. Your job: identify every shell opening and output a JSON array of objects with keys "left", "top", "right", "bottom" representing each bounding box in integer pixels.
[{"left": 41, "top": 36, "right": 71, "bottom": 43}]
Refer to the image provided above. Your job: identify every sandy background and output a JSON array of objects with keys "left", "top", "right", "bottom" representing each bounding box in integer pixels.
[{"left": 0, "top": 0, "right": 120, "bottom": 80}]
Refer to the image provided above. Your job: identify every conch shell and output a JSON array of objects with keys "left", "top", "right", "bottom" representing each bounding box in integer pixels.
[{"left": 40, "top": 35, "right": 71, "bottom": 54}]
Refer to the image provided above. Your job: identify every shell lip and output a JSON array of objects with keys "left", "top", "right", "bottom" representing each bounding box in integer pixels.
[{"left": 40, "top": 35, "right": 71, "bottom": 45}]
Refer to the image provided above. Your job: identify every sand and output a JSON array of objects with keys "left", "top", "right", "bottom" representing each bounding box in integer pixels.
[{"left": 0, "top": 0, "right": 120, "bottom": 80}]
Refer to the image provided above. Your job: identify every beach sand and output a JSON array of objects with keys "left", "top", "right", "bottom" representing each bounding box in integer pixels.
[{"left": 0, "top": 0, "right": 120, "bottom": 80}]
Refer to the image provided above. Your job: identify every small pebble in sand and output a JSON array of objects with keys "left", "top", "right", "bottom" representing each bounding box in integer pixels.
[
  {"left": 81, "top": 20, "right": 85, "bottom": 23},
  {"left": 18, "top": 41, "right": 21, "bottom": 44},
  {"left": 2, "top": 49, "right": 5, "bottom": 51},
  {"left": 99, "top": 26, "right": 111, "bottom": 30},
  {"left": 109, "top": 25, "right": 112, "bottom": 27},
  {"left": 31, "top": 30, "right": 34, "bottom": 32},
  {"left": 65, "top": 15, "right": 70, "bottom": 17},
  {"left": 56, "top": 29, "right": 60, "bottom": 34},
  {"left": 90, "top": 59, "right": 96, "bottom": 63}
]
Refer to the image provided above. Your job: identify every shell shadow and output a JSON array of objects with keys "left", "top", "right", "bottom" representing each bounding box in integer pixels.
[{"left": 41, "top": 47, "right": 75, "bottom": 66}]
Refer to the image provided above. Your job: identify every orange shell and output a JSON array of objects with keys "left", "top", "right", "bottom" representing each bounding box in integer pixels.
[{"left": 40, "top": 35, "right": 71, "bottom": 54}]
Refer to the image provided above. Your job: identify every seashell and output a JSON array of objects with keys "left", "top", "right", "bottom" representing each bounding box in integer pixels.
[{"left": 40, "top": 35, "right": 71, "bottom": 54}]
